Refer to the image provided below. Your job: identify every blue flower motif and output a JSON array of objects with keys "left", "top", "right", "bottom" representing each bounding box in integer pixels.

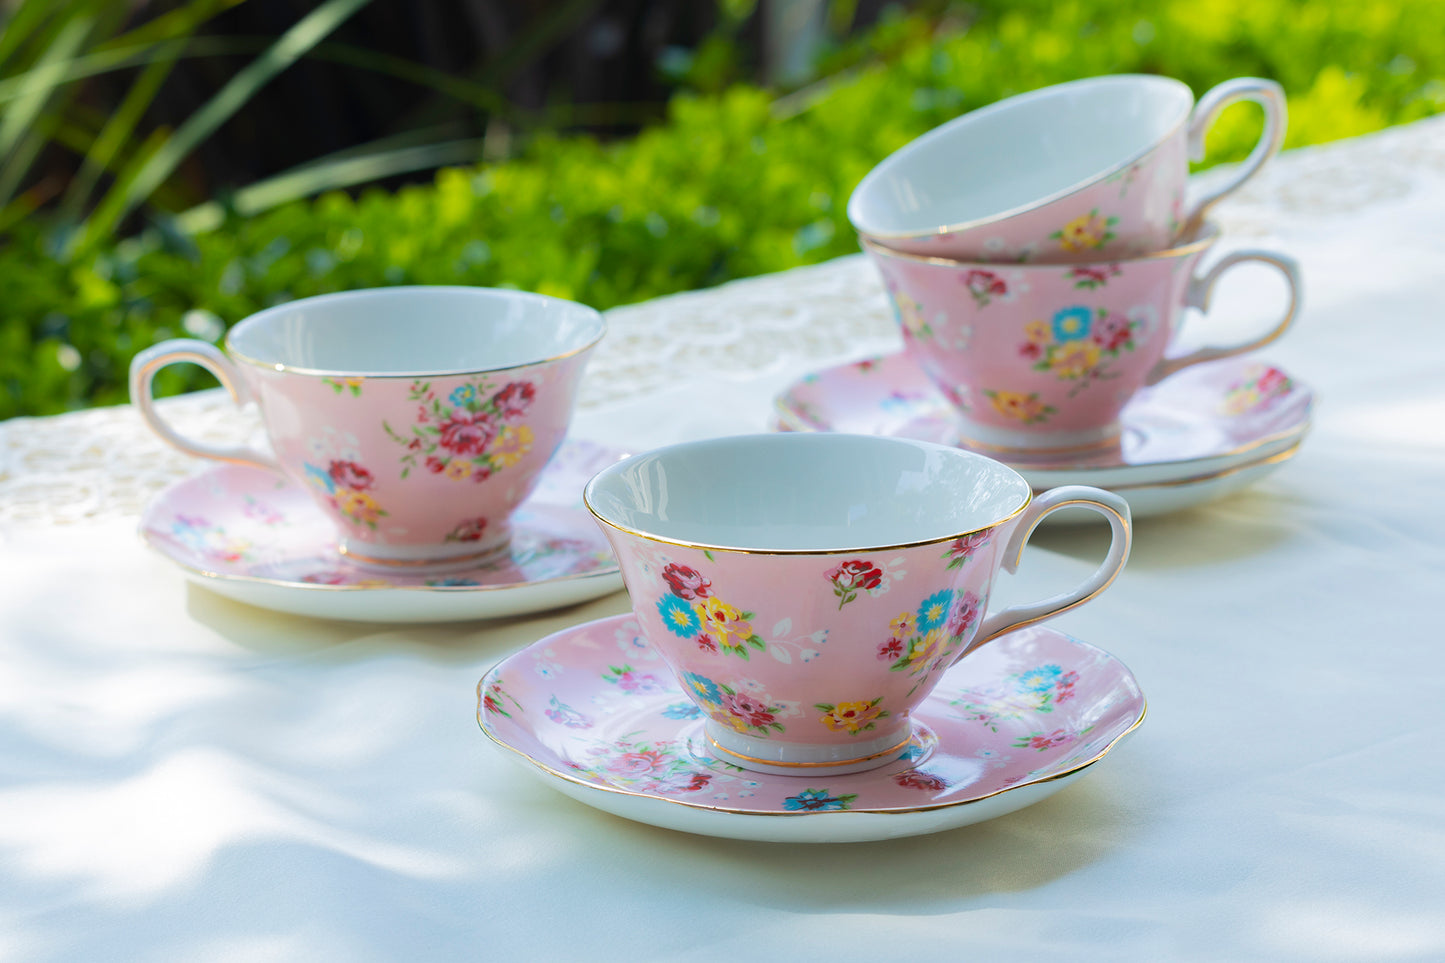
[
  {"left": 681, "top": 672, "right": 723, "bottom": 707},
  {"left": 303, "top": 462, "right": 336, "bottom": 494},
  {"left": 897, "top": 743, "right": 927, "bottom": 762},
  {"left": 449, "top": 384, "right": 477, "bottom": 407},
  {"left": 916, "top": 589, "right": 955, "bottom": 632},
  {"left": 661, "top": 701, "right": 704, "bottom": 720},
  {"left": 784, "top": 788, "right": 852, "bottom": 812},
  {"left": 657, "top": 595, "right": 700, "bottom": 637},
  {"left": 545, "top": 697, "right": 593, "bottom": 729},
  {"left": 1052, "top": 306, "right": 1093, "bottom": 342},
  {"left": 1017, "top": 664, "right": 1064, "bottom": 693}
]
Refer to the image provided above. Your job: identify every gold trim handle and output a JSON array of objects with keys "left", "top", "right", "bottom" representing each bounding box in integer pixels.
[
  {"left": 957, "top": 485, "right": 1132, "bottom": 659},
  {"left": 1145, "top": 247, "right": 1302, "bottom": 387},
  {"left": 128, "top": 339, "right": 281, "bottom": 472},
  {"left": 1180, "top": 77, "right": 1287, "bottom": 235}
]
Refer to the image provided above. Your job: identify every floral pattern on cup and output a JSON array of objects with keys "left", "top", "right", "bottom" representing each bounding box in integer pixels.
[
  {"left": 683, "top": 672, "right": 800, "bottom": 736},
  {"left": 877, "top": 588, "right": 984, "bottom": 681},
  {"left": 1020, "top": 306, "right": 1141, "bottom": 393},
  {"left": 387, "top": 377, "right": 537, "bottom": 482},
  {"left": 303, "top": 457, "right": 388, "bottom": 530},
  {"left": 1067, "top": 264, "right": 1122, "bottom": 290},
  {"left": 322, "top": 376, "right": 365, "bottom": 396},
  {"left": 656, "top": 563, "right": 767, "bottom": 659},
  {"left": 959, "top": 268, "right": 1027, "bottom": 308},
  {"left": 893, "top": 769, "right": 949, "bottom": 791},
  {"left": 815, "top": 698, "right": 890, "bottom": 736},
  {"left": 1051, "top": 208, "right": 1119, "bottom": 253},
  {"left": 983, "top": 390, "right": 1057, "bottom": 425},
  {"left": 827, "top": 559, "right": 883, "bottom": 609},
  {"left": 1220, "top": 364, "right": 1294, "bottom": 416},
  {"left": 942, "top": 531, "right": 992, "bottom": 570},
  {"left": 445, "top": 516, "right": 488, "bottom": 544}
]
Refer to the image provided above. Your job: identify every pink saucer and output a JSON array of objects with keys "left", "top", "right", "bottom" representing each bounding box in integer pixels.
[
  {"left": 775, "top": 353, "right": 1312, "bottom": 513},
  {"left": 477, "top": 614, "right": 1146, "bottom": 843},
  {"left": 141, "top": 440, "right": 626, "bottom": 623}
]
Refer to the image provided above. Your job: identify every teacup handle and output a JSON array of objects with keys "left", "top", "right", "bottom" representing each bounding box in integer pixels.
[
  {"left": 957, "top": 485, "right": 1132, "bottom": 661},
  {"left": 128, "top": 338, "right": 281, "bottom": 471},
  {"left": 1144, "top": 249, "right": 1301, "bottom": 386},
  {"left": 1180, "top": 77, "right": 1287, "bottom": 236}
]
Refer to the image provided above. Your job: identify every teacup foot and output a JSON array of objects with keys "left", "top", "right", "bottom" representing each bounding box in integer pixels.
[
  {"left": 954, "top": 418, "right": 1124, "bottom": 459},
  {"left": 701, "top": 719, "right": 922, "bottom": 777},
  {"left": 338, "top": 531, "right": 513, "bottom": 575}
]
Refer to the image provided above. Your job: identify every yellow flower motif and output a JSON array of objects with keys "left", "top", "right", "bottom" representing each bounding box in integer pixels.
[
  {"left": 444, "top": 459, "right": 472, "bottom": 481},
  {"left": 1024, "top": 319, "right": 1051, "bottom": 344},
  {"left": 910, "top": 627, "right": 945, "bottom": 666},
  {"left": 695, "top": 596, "right": 754, "bottom": 647},
  {"left": 1049, "top": 341, "right": 1102, "bottom": 379},
  {"left": 890, "top": 611, "right": 917, "bottom": 638},
  {"left": 819, "top": 700, "right": 886, "bottom": 734},
  {"left": 988, "top": 390, "right": 1050, "bottom": 423},
  {"left": 490, "top": 424, "right": 534, "bottom": 468},
  {"left": 334, "top": 488, "right": 383, "bottom": 524},
  {"left": 1057, "top": 212, "right": 1110, "bottom": 252}
]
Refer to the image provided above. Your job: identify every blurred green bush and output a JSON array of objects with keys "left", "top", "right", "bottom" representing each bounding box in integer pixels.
[{"left": 5, "top": 0, "right": 1444, "bottom": 418}]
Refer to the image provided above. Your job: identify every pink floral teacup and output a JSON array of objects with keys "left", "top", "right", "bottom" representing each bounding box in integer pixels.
[
  {"left": 584, "top": 433, "right": 1131, "bottom": 776},
  {"left": 847, "top": 75, "right": 1286, "bottom": 262},
  {"left": 863, "top": 224, "right": 1301, "bottom": 452},
  {"left": 130, "top": 286, "right": 604, "bottom": 568}
]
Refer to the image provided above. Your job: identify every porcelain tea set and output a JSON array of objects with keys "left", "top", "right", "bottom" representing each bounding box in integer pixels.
[{"left": 130, "top": 74, "right": 1305, "bottom": 843}]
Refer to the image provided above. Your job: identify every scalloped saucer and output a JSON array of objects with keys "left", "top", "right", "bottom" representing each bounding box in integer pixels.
[
  {"left": 141, "top": 440, "right": 626, "bottom": 623},
  {"left": 774, "top": 353, "right": 1312, "bottom": 518},
  {"left": 476, "top": 613, "right": 1145, "bottom": 843}
]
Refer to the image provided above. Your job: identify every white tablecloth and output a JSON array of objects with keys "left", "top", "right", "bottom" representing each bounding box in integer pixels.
[{"left": 3, "top": 116, "right": 1445, "bottom": 962}]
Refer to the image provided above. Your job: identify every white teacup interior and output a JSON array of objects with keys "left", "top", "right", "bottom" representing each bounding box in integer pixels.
[
  {"left": 586, "top": 434, "right": 1031, "bottom": 551},
  {"left": 849, "top": 75, "right": 1193, "bottom": 236},
  {"left": 227, "top": 286, "right": 605, "bottom": 375}
]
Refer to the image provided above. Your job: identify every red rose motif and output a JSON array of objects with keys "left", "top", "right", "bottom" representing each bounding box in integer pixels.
[
  {"left": 662, "top": 563, "right": 712, "bottom": 600},
  {"left": 425, "top": 455, "right": 447, "bottom": 474},
  {"left": 1019, "top": 341, "right": 1043, "bottom": 361},
  {"left": 438, "top": 409, "right": 498, "bottom": 456},
  {"left": 470, "top": 464, "right": 493, "bottom": 483},
  {"left": 877, "top": 638, "right": 904, "bottom": 661},
  {"left": 963, "top": 269, "right": 1007, "bottom": 297},
  {"left": 1090, "top": 314, "right": 1132, "bottom": 352},
  {"left": 682, "top": 773, "right": 712, "bottom": 792},
  {"left": 894, "top": 770, "right": 947, "bottom": 791},
  {"left": 492, "top": 381, "right": 536, "bottom": 420},
  {"left": 696, "top": 634, "right": 719, "bottom": 653},
  {"left": 721, "top": 690, "right": 777, "bottom": 729},
  {"left": 827, "top": 560, "right": 883, "bottom": 593},
  {"left": 327, "top": 459, "right": 374, "bottom": 491}
]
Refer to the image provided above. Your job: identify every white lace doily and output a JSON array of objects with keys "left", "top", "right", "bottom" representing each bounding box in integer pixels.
[{"left": 5, "top": 113, "right": 1444, "bottom": 527}]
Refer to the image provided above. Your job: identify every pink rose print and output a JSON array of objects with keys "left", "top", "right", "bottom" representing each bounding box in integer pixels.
[
  {"left": 1091, "top": 313, "right": 1134, "bottom": 352},
  {"left": 425, "top": 455, "right": 446, "bottom": 473},
  {"left": 662, "top": 562, "right": 712, "bottom": 601},
  {"left": 943, "top": 531, "right": 991, "bottom": 569},
  {"left": 722, "top": 690, "right": 778, "bottom": 729},
  {"left": 1023, "top": 729, "right": 1073, "bottom": 751},
  {"left": 961, "top": 269, "right": 1009, "bottom": 307},
  {"left": 696, "top": 633, "right": 719, "bottom": 653},
  {"left": 437, "top": 409, "right": 499, "bottom": 456},
  {"left": 492, "top": 381, "right": 536, "bottom": 420},
  {"left": 946, "top": 591, "right": 983, "bottom": 638},
  {"left": 827, "top": 559, "right": 884, "bottom": 610},
  {"left": 327, "top": 460, "right": 374, "bottom": 491}
]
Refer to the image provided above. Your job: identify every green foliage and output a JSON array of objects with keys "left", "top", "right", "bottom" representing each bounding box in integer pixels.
[{"left": 5, "top": 0, "right": 1445, "bottom": 418}]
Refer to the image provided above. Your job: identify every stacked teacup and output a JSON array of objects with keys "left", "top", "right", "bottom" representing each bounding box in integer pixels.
[{"left": 848, "top": 75, "right": 1298, "bottom": 455}]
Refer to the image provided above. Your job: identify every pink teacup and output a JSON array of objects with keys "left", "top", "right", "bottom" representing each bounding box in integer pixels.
[
  {"left": 584, "top": 433, "right": 1131, "bottom": 776},
  {"left": 130, "top": 286, "right": 604, "bottom": 568},
  {"left": 847, "top": 75, "right": 1286, "bottom": 262},
  {"left": 863, "top": 224, "right": 1300, "bottom": 452}
]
